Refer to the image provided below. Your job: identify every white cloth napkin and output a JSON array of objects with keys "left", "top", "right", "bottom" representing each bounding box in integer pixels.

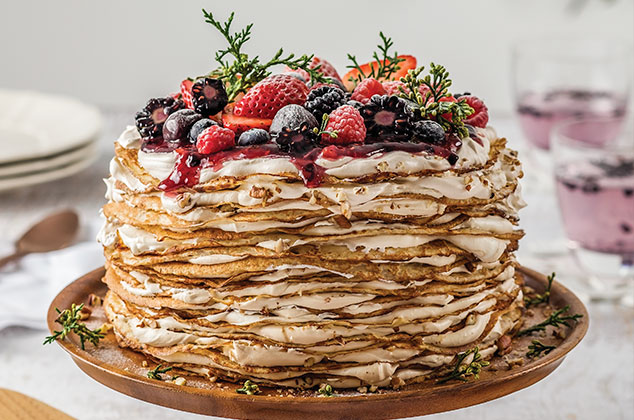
[{"left": 0, "top": 219, "right": 104, "bottom": 331}]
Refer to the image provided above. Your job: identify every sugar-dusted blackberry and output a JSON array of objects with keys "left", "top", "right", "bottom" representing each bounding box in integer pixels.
[
  {"left": 135, "top": 97, "right": 185, "bottom": 139},
  {"left": 163, "top": 109, "right": 203, "bottom": 142},
  {"left": 304, "top": 86, "right": 347, "bottom": 121},
  {"left": 346, "top": 99, "right": 364, "bottom": 109},
  {"left": 411, "top": 120, "right": 445, "bottom": 145},
  {"left": 270, "top": 104, "right": 319, "bottom": 154},
  {"left": 359, "top": 95, "right": 411, "bottom": 142},
  {"left": 191, "top": 78, "right": 228, "bottom": 117}
]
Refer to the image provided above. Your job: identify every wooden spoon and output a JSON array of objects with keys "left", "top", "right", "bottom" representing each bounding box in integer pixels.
[{"left": 0, "top": 210, "right": 79, "bottom": 268}]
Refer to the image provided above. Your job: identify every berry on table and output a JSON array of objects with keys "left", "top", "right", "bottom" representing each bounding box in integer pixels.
[
  {"left": 196, "top": 125, "right": 235, "bottom": 154},
  {"left": 180, "top": 79, "right": 195, "bottom": 110},
  {"left": 188, "top": 118, "right": 218, "bottom": 144},
  {"left": 163, "top": 109, "right": 203, "bottom": 142},
  {"left": 191, "top": 78, "right": 229, "bottom": 117},
  {"left": 321, "top": 105, "right": 366, "bottom": 145},
  {"left": 135, "top": 97, "right": 185, "bottom": 139},
  {"left": 233, "top": 74, "right": 309, "bottom": 119},
  {"left": 237, "top": 128, "right": 270, "bottom": 146},
  {"left": 304, "top": 86, "right": 347, "bottom": 121},
  {"left": 461, "top": 95, "right": 489, "bottom": 128},
  {"left": 350, "top": 78, "right": 387, "bottom": 104}
]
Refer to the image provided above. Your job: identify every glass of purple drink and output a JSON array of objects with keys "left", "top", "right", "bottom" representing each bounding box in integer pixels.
[
  {"left": 553, "top": 117, "right": 634, "bottom": 301},
  {"left": 513, "top": 38, "right": 630, "bottom": 151}
]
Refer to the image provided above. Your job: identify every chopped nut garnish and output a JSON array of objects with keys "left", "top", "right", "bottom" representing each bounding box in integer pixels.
[
  {"left": 357, "top": 386, "right": 368, "bottom": 394},
  {"left": 333, "top": 215, "right": 352, "bottom": 228},
  {"left": 88, "top": 294, "right": 102, "bottom": 307},
  {"left": 142, "top": 360, "right": 148, "bottom": 367},
  {"left": 78, "top": 307, "right": 92, "bottom": 320},
  {"left": 369, "top": 385, "right": 378, "bottom": 393},
  {"left": 173, "top": 377, "right": 187, "bottom": 386}
]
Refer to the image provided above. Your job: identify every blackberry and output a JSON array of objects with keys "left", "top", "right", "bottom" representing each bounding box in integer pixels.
[
  {"left": 411, "top": 120, "right": 445, "bottom": 145},
  {"left": 359, "top": 95, "right": 411, "bottom": 142},
  {"left": 135, "top": 97, "right": 184, "bottom": 139},
  {"left": 304, "top": 86, "right": 347, "bottom": 121},
  {"left": 270, "top": 104, "right": 319, "bottom": 154},
  {"left": 191, "top": 78, "right": 228, "bottom": 117}
]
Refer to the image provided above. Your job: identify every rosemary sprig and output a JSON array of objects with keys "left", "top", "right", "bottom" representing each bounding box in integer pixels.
[
  {"left": 517, "top": 305, "right": 583, "bottom": 336},
  {"left": 346, "top": 32, "right": 405, "bottom": 85},
  {"left": 312, "top": 113, "right": 338, "bottom": 138},
  {"left": 526, "top": 340, "right": 556, "bottom": 358},
  {"left": 147, "top": 364, "right": 173, "bottom": 380},
  {"left": 524, "top": 272, "right": 555, "bottom": 307},
  {"left": 399, "top": 64, "right": 474, "bottom": 138},
  {"left": 318, "top": 384, "right": 335, "bottom": 397},
  {"left": 436, "top": 347, "right": 489, "bottom": 384},
  {"left": 236, "top": 379, "right": 260, "bottom": 395},
  {"left": 203, "top": 10, "right": 326, "bottom": 101},
  {"left": 43, "top": 303, "right": 104, "bottom": 350}
]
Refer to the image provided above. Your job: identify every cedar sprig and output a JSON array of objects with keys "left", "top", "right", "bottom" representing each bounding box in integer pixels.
[
  {"left": 517, "top": 305, "right": 583, "bottom": 336},
  {"left": 346, "top": 32, "right": 405, "bottom": 85},
  {"left": 236, "top": 379, "right": 260, "bottom": 395},
  {"left": 318, "top": 384, "right": 335, "bottom": 397},
  {"left": 526, "top": 340, "right": 556, "bottom": 358},
  {"left": 524, "top": 272, "right": 555, "bottom": 307},
  {"left": 313, "top": 113, "right": 338, "bottom": 138},
  {"left": 436, "top": 347, "right": 489, "bottom": 384},
  {"left": 43, "top": 303, "right": 104, "bottom": 350},
  {"left": 147, "top": 364, "right": 173, "bottom": 380},
  {"left": 399, "top": 64, "right": 474, "bottom": 138},
  {"left": 203, "top": 9, "right": 326, "bottom": 101}
]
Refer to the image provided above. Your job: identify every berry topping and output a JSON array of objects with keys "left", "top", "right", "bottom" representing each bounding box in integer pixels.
[
  {"left": 188, "top": 118, "right": 219, "bottom": 144},
  {"left": 233, "top": 74, "right": 309, "bottom": 119},
  {"left": 237, "top": 128, "right": 270, "bottom": 146},
  {"left": 180, "top": 79, "right": 195, "bottom": 110},
  {"left": 222, "top": 112, "right": 273, "bottom": 135},
  {"left": 410, "top": 120, "right": 445, "bottom": 145},
  {"left": 343, "top": 55, "right": 417, "bottom": 91},
  {"left": 321, "top": 105, "right": 366, "bottom": 145},
  {"left": 285, "top": 71, "right": 308, "bottom": 83},
  {"left": 350, "top": 78, "right": 387, "bottom": 104},
  {"left": 461, "top": 95, "right": 489, "bottom": 128},
  {"left": 304, "top": 86, "right": 347, "bottom": 121},
  {"left": 382, "top": 80, "right": 409, "bottom": 96},
  {"left": 270, "top": 104, "right": 319, "bottom": 154},
  {"left": 196, "top": 125, "right": 236, "bottom": 155},
  {"left": 310, "top": 57, "right": 342, "bottom": 82},
  {"left": 359, "top": 95, "right": 411, "bottom": 141},
  {"left": 163, "top": 109, "right": 203, "bottom": 142},
  {"left": 135, "top": 97, "right": 185, "bottom": 140},
  {"left": 191, "top": 78, "right": 229, "bottom": 117}
]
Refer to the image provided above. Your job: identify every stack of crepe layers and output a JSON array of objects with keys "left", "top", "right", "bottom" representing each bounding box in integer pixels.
[{"left": 99, "top": 125, "right": 526, "bottom": 389}]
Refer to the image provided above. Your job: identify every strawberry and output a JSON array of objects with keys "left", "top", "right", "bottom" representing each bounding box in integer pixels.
[
  {"left": 350, "top": 78, "right": 387, "bottom": 104},
  {"left": 382, "top": 80, "right": 409, "bottom": 96},
  {"left": 222, "top": 111, "right": 272, "bottom": 135},
  {"left": 196, "top": 125, "right": 235, "bottom": 155},
  {"left": 343, "top": 55, "right": 417, "bottom": 91},
  {"left": 321, "top": 105, "right": 366, "bottom": 145},
  {"left": 461, "top": 95, "right": 489, "bottom": 128},
  {"left": 234, "top": 74, "right": 309, "bottom": 119},
  {"left": 180, "top": 79, "right": 195, "bottom": 110}
]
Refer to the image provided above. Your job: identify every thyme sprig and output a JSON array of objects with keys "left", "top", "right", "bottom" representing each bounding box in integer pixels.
[
  {"left": 346, "top": 32, "right": 405, "bottom": 85},
  {"left": 525, "top": 272, "right": 556, "bottom": 307},
  {"left": 318, "top": 384, "right": 335, "bottom": 397},
  {"left": 399, "top": 64, "right": 474, "bottom": 138},
  {"left": 147, "top": 364, "right": 173, "bottom": 380},
  {"left": 436, "top": 347, "right": 489, "bottom": 384},
  {"left": 43, "top": 303, "right": 104, "bottom": 350},
  {"left": 313, "top": 113, "right": 338, "bottom": 138},
  {"left": 203, "top": 10, "right": 326, "bottom": 101},
  {"left": 236, "top": 380, "right": 260, "bottom": 395},
  {"left": 517, "top": 305, "right": 583, "bottom": 336},
  {"left": 526, "top": 340, "right": 556, "bottom": 358}
]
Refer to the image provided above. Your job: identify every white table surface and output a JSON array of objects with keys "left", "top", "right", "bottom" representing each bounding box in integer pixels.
[{"left": 0, "top": 111, "right": 632, "bottom": 420}]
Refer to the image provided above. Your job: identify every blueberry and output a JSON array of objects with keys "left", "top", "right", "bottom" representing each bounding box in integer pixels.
[
  {"left": 411, "top": 120, "right": 445, "bottom": 145},
  {"left": 238, "top": 129, "right": 270, "bottom": 146},
  {"left": 163, "top": 109, "right": 202, "bottom": 142},
  {"left": 188, "top": 118, "right": 218, "bottom": 144}
]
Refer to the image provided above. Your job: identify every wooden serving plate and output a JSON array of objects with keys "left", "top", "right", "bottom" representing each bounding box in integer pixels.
[{"left": 48, "top": 267, "right": 588, "bottom": 420}]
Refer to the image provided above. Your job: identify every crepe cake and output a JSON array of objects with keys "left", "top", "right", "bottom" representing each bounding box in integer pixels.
[{"left": 98, "top": 13, "right": 526, "bottom": 390}]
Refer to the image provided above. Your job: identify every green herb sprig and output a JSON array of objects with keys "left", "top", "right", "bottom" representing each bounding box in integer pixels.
[
  {"left": 526, "top": 340, "right": 556, "bottom": 358},
  {"left": 524, "top": 272, "right": 555, "bottom": 307},
  {"left": 398, "top": 63, "right": 474, "bottom": 138},
  {"left": 236, "top": 379, "right": 260, "bottom": 395},
  {"left": 517, "top": 305, "right": 583, "bottom": 337},
  {"left": 313, "top": 113, "right": 338, "bottom": 138},
  {"left": 436, "top": 347, "right": 489, "bottom": 384},
  {"left": 43, "top": 303, "right": 104, "bottom": 350},
  {"left": 318, "top": 384, "right": 335, "bottom": 397},
  {"left": 346, "top": 32, "right": 405, "bottom": 85},
  {"left": 147, "top": 364, "right": 173, "bottom": 380},
  {"left": 203, "top": 10, "right": 326, "bottom": 101}
]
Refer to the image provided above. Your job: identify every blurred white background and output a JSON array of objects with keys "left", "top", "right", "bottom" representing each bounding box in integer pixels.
[{"left": 1, "top": 0, "right": 632, "bottom": 116}]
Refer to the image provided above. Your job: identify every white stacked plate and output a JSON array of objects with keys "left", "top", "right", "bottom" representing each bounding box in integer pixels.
[{"left": 0, "top": 90, "right": 102, "bottom": 192}]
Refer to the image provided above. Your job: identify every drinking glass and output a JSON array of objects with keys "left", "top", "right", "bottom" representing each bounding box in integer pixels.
[{"left": 552, "top": 117, "right": 634, "bottom": 301}]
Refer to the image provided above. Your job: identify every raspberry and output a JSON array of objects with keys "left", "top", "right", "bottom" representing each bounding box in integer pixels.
[
  {"left": 461, "top": 95, "right": 489, "bottom": 128},
  {"left": 382, "top": 80, "right": 409, "bottom": 96},
  {"left": 196, "top": 125, "right": 235, "bottom": 155},
  {"left": 180, "top": 79, "right": 195, "bottom": 110},
  {"left": 322, "top": 105, "right": 366, "bottom": 145},
  {"left": 350, "top": 78, "right": 387, "bottom": 104},
  {"left": 234, "top": 74, "right": 309, "bottom": 119}
]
